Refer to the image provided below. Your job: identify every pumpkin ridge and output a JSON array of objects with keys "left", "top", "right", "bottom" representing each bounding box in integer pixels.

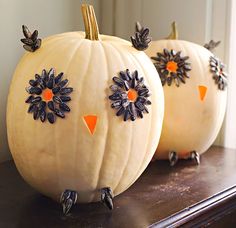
[
  {"left": 92, "top": 42, "right": 110, "bottom": 201},
  {"left": 35, "top": 39, "right": 82, "bottom": 194},
  {"left": 106, "top": 42, "right": 134, "bottom": 194},
  {"left": 74, "top": 41, "right": 96, "bottom": 202},
  {"left": 108, "top": 43, "right": 153, "bottom": 193},
  {"left": 113, "top": 51, "right": 154, "bottom": 193},
  {"left": 93, "top": 42, "right": 129, "bottom": 200},
  {"left": 57, "top": 39, "right": 85, "bottom": 193},
  {"left": 21, "top": 38, "right": 67, "bottom": 185}
]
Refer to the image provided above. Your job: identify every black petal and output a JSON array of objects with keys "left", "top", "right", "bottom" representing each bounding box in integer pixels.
[
  {"left": 39, "top": 110, "right": 46, "bottom": 122},
  {"left": 111, "top": 100, "right": 122, "bottom": 109},
  {"left": 38, "top": 101, "right": 46, "bottom": 110},
  {"left": 28, "top": 86, "right": 42, "bottom": 95},
  {"left": 23, "top": 45, "right": 34, "bottom": 52},
  {"left": 55, "top": 72, "right": 64, "bottom": 84},
  {"left": 54, "top": 109, "right": 65, "bottom": 118},
  {"left": 110, "top": 84, "right": 121, "bottom": 92},
  {"left": 47, "top": 75, "right": 54, "bottom": 89},
  {"left": 47, "top": 112, "right": 55, "bottom": 124},
  {"left": 135, "top": 101, "right": 145, "bottom": 111},
  {"left": 25, "top": 95, "right": 34, "bottom": 103},
  {"left": 48, "top": 68, "right": 55, "bottom": 78},
  {"left": 59, "top": 103, "right": 70, "bottom": 112},
  {"left": 58, "top": 79, "right": 68, "bottom": 88},
  {"left": 124, "top": 110, "right": 131, "bottom": 121},
  {"left": 29, "top": 79, "right": 38, "bottom": 87},
  {"left": 60, "top": 87, "right": 73, "bottom": 95},
  {"left": 22, "top": 25, "right": 31, "bottom": 38},
  {"left": 116, "top": 107, "right": 125, "bottom": 116},
  {"left": 31, "top": 96, "right": 42, "bottom": 104},
  {"left": 53, "top": 96, "right": 62, "bottom": 104},
  {"left": 28, "top": 103, "right": 36, "bottom": 113},
  {"left": 48, "top": 101, "right": 55, "bottom": 111},
  {"left": 31, "top": 30, "right": 38, "bottom": 41},
  {"left": 138, "top": 88, "right": 149, "bottom": 96},
  {"left": 33, "top": 106, "right": 39, "bottom": 120},
  {"left": 109, "top": 92, "right": 121, "bottom": 101},
  {"left": 120, "top": 71, "right": 129, "bottom": 81},
  {"left": 129, "top": 103, "right": 137, "bottom": 121},
  {"left": 41, "top": 70, "right": 48, "bottom": 82},
  {"left": 52, "top": 87, "right": 61, "bottom": 94},
  {"left": 60, "top": 96, "right": 71, "bottom": 102},
  {"left": 113, "top": 77, "right": 124, "bottom": 87}
]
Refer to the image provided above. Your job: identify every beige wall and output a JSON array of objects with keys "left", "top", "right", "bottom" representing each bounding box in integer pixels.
[{"left": 0, "top": 0, "right": 100, "bottom": 162}]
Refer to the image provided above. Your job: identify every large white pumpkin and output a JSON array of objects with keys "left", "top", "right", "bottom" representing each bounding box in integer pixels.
[
  {"left": 6, "top": 5, "right": 164, "bottom": 211},
  {"left": 145, "top": 23, "right": 227, "bottom": 162}
]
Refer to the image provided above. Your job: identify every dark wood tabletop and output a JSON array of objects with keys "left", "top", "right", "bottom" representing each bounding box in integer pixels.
[{"left": 1, "top": 146, "right": 236, "bottom": 228}]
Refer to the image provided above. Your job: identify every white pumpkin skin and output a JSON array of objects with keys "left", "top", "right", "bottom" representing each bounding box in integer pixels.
[
  {"left": 7, "top": 32, "right": 164, "bottom": 203},
  {"left": 145, "top": 40, "right": 227, "bottom": 160}
]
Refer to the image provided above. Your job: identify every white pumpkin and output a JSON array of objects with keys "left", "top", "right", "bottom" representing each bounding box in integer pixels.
[
  {"left": 145, "top": 22, "right": 227, "bottom": 162},
  {"left": 7, "top": 4, "right": 164, "bottom": 211}
]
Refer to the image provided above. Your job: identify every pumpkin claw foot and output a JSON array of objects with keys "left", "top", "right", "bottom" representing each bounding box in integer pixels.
[
  {"left": 101, "top": 187, "right": 113, "bottom": 210},
  {"left": 190, "top": 151, "right": 200, "bottom": 165},
  {"left": 169, "top": 151, "right": 178, "bottom": 166},
  {"left": 60, "top": 189, "right": 77, "bottom": 215}
]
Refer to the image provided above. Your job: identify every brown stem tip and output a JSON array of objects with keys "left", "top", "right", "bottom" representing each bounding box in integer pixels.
[
  {"left": 81, "top": 4, "right": 100, "bottom": 41},
  {"left": 166, "top": 21, "right": 178, "bottom": 40}
]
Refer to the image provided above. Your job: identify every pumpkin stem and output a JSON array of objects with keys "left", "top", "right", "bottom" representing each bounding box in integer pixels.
[
  {"left": 81, "top": 4, "right": 100, "bottom": 41},
  {"left": 166, "top": 22, "right": 178, "bottom": 40}
]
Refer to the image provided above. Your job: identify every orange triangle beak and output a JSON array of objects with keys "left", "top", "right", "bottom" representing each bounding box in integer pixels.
[
  {"left": 198, "top": 85, "right": 207, "bottom": 101},
  {"left": 83, "top": 115, "right": 98, "bottom": 135}
]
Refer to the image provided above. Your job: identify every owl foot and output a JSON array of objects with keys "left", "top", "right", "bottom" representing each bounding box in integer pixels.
[
  {"left": 190, "top": 151, "right": 200, "bottom": 165},
  {"left": 101, "top": 187, "right": 113, "bottom": 210},
  {"left": 169, "top": 151, "right": 178, "bottom": 166},
  {"left": 60, "top": 189, "right": 78, "bottom": 215}
]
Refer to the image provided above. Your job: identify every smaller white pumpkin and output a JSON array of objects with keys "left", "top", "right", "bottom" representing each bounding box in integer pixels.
[{"left": 144, "top": 22, "right": 227, "bottom": 165}]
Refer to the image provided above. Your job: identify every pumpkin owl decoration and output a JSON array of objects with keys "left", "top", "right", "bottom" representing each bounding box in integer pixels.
[
  {"left": 7, "top": 5, "right": 164, "bottom": 214},
  {"left": 133, "top": 22, "right": 227, "bottom": 166}
]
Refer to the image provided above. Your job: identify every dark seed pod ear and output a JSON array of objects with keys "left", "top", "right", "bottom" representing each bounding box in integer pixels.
[
  {"left": 204, "top": 40, "right": 221, "bottom": 52},
  {"left": 130, "top": 21, "right": 151, "bottom": 51},
  {"left": 21, "top": 25, "right": 42, "bottom": 52}
]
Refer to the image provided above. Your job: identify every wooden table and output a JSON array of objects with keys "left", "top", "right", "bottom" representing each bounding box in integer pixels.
[{"left": 1, "top": 146, "right": 236, "bottom": 228}]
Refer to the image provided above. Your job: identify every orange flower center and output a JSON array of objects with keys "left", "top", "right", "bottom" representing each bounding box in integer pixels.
[
  {"left": 127, "top": 89, "right": 138, "bottom": 102},
  {"left": 42, "top": 88, "right": 53, "bottom": 101},
  {"left": 166, "top": 61, "right": 178, "bottom": 73}
]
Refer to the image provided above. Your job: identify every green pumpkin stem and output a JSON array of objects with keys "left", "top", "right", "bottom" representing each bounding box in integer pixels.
[
  {"left": 81, "top": 4, "right": 100, "bottom": 41},
  {"left": 166, "top": 22, "right": 178, "bottom": 40}
]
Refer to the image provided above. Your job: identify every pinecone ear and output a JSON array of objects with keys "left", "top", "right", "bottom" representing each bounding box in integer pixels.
[
  {"left": 21, "top": 25, "right": 42, "bottom": 52},
  {"left": 130, "top": 21, "right": 151, "bottom": 51},
  {"left": 204, "top": 40, "right": 221, "bottom": 52}
]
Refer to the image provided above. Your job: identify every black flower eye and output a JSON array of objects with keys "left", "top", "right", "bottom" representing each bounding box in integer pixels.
[
  {"left": 151, "top": 49, "right": 191, "bottom": 87},
  {"left": 109, "top": 69, "right": 151, "bottom": 121},
  {"left": 209, "top": 56, "right": 227, "bottom": 90},
  {"left": 25, "top": 68, "right": 73, "bottom": 124}
]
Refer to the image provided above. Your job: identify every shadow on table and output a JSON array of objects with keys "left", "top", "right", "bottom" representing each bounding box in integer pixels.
[{"left": 17, "top": 193, "right": 149, "bottom": 228}]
